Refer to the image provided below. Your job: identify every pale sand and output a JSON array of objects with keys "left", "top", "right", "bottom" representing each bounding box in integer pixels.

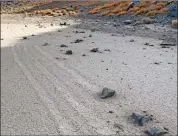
[{"left": 1, "top": 14, "right": 177, "bottom": 135}]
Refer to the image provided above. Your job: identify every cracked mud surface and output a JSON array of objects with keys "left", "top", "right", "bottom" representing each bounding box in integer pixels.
[{"left": 1, "top": 14, "right": 177, "bottom": 135}]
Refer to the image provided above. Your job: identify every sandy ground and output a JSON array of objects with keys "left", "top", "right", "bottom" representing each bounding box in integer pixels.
[{"left": 1, "top": 14, "right": 177, "bottom": 135}]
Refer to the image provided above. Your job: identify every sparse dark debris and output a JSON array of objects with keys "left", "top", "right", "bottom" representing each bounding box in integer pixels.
[
  {"left": 91, "top": 28, "right": 96, "bottom": 32},
  {"left": 107, "top": 121, "right": 110, "bottom": 123},
  {"left": 108, "top": 111, "right": 114, "bottom": 114},
  {"left": 83, "top": 36, "right": 86, "bottom": 38},
  {"left": 144, "top": 128, "right": 168, "bottom": 136},
  {"left": 65, "top": 50, "right": 73, "bottom": 55},
  {"left": 74, "top": 39, "right": 83, "bottom": 43},
  {"left": 60, "top": 22, "right": 67, "bottom": 26},
  {"left": 122, "top": 62, "right": 127, "bottom": 65},
  {"left": 114, "top": 124, "right": 124, "bottom": 132},
  {"left": 168, "top": 62, "right": 172, "bottom": 64},
  {"left": 60, "top": 44, "right": 68, "bottom": 48},
  {"left": 82, "top": 54, "right": 86, "bottom": 57},
  {"left": 90, "top": 48, "right": 99, "bottom": 53},
  {"left": 58, "top": 30, "right": 62, "bottom": 32},
  {"left": 129, "top": 39, "right": 134, "bottom": 42},
  {"left": 104, "top": 49, "right": 111, "bottom": 52},
  {"left": 23, "top": 36, "right": 27, "bottom": 40},
  {"left": 89, "top": 34, "right": 92, "bottom": 37},
  {"left": 149, "top": 44, "right": 154, "bottom": 47},
  {"left": 92, "top": 42, "right": 95, "bottom": 43},
  {"left": 111, "top": 34, "right": 117, "bottom": 36},
  {"left": 154, "top": 62, "right": 160, "bottom": 65},
  {"left": 31, "top": 34, "right": 35, "bottom": 36},
  {"left": 144, "top": 43, "right": 149, "bottom": 46},
  {"left": 99, "top": 87, "right": 116, "bottom": 99},
  {"left": 124, "top": 20, "right": 132, "bottom": 25},
  {"left": 25, "top": 25, "right": 27, "bottom": 27},
  {"left": 131, "top": 113, "right": 150, "bottom": 126},
  {"left": 55, "top": 57, "right": 60, "bottom": 60},
  {"left": 42, "top": 43, "right": 49, "bottom": 46},
  {"left": 106, "top": 68, "right": 108, "bottom": 70},
  {"left": 101, "top": 60, "right": 104, "bottom": 62},
  {"left": 163, "top": 127, "right": 169, "bottom": 131}
]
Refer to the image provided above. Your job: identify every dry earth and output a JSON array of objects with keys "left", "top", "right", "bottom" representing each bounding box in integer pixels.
[{"left": 1, "top": 13, "right": 177, "bottom": 135}]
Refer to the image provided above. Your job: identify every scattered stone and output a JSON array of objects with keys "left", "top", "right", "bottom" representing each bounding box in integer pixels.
[
  {"left": 149, "top": 44, "right": 154, "bottom": 47},
  {"left": 92, "top": 42, "right": 95, "bottom": 43},
  {"left": 25, "top": 25, "right": 27, "bottom": 27},
  {"left": 31, "top": 34, "right": 35, "bottom": 36},
  {"left": 163, "top": 127, "right": 169, "bottom": 131},
  {"left": 141, "top": 17, "right": 154, "bottom": 24},
  {"left": 160, "top": 38, "right": 176, "bottom": 47},
  {"left": 124, "top": 20, "right": 132, "bottom": 25},
  {"left": 74, "top": 39, "right": 83, "bottom": 43},
  {"left": 131, "top": 113, "right": 150, "bottom": 126},
  {"left": 23, "top": 36, "right": 27, "bottom": 40},
  {"left": 91, "top": 28, "right": 96, "bottom": 32},
  {"left": 143, "top": 48, "right": 146, "bottom": 50},
  {"left": 111, "top": 34, "right": 117, "bottom": 36},
  {"left": 83, "top": 36, "right": 86, "bottom": 38},
  {"left": 144, "top": 128, "right": 168, "bottom": 136},
  {"left": 90, "top": 48, "right": 99, "bottom": 53},
  {"left": 154, "top": 62, "right": 160, "bottom": 65},
  {"left": 108, "top": 111, "right": 114, "bottom": 114},
  {"left": 114, "top": 124, "right": 124, "bottom": 132},
  {"left": 106, "top": 68, "right": 108, "bottom": 70},
  {"left": 82, "top": 54, "right": 86, "bottom": 56},
  {"left": 101, "top": 60, "right": 104, "bottom": 62},
  {"left": 171, "top": 19, "right": 178, "bottom": 29},
  {"left": 168, "top": 62, "right": 172, "bottom": 64},
  {"left": 42, "top": 43, "right": 49, "bottom": 46},
  {"left": 99, "top": 87, "right": 116, "bottom": 99},
  {"left": 1, "top": 38, "right": 4, "bottom": 40},
  {"left": 60, "top": 44, "right": 68, "bottom": 47},
  {"left": 104, "top": 49, "right": 111, "bottom": 52},
  {"left": 65, "top": 50, "right": 73, "bottom": 55},
  {"left": 51, "top": 23, "right": 53, "bottom": 26},
  {"left": 60, "top": 22, "right": 67, "bottom": 26},
  {"left": 107, "top": 121, "right": 110, "bottom": 123},
  {"left": 58, "top": 30, "right": 62, "bottom": 32},
  {"left": 73, "top": 31, "right": 85, "bottom": 33},
  {"left": 55, "top": 57, "right": 60, "bottom": 60},
  {"left": 129, "top": 39, "right": 134, "bottom": 42},
  {"left": 89, "top": 34, "right": 92, "bottom": 37}
]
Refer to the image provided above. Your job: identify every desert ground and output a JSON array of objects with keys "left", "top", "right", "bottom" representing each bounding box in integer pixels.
[{"left": 1, "top": 1, "right": 177, "bottom": 135}]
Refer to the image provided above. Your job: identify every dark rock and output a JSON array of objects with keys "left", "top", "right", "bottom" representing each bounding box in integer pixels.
[
  {"left": 55, "top": 57, "right": 60, "bottom": 60},
  {"left": 108, "top": 111, "right": 114, "bottom": 114},
  {"left": 144, "top": 128, "right": 168, "bottom": 136},
  {"left": 42, "top": 43, "right": 49, "bottom": 46},
  {"left": 163, "top": 127, "right": 169, "bottom": 131},
  {"left": 23, "top": 36, "right": 27, "bottom": 40},
  {"left": 141, "top": 17, "right": 154, "bottom": 24},
  {"left": 160, "top": 38, "right": 176, "bottom": 47},
  {"left": 149, "top": 44, "right": 154, "bottom": 47},
  {"left": 31, "top": 34, "right": 35, "bottom": 36},
  {"left": 74, "top": 39, "right": 83, "bottom": 43},
  {"left": 1, "top": 38, "right": 4, "bottom": 40},
  {"left": 82, "top": 54, "right": 86, "bottom": 56},
  {"left": 89, "top": 34, "right": 92, "bottom": 37},
  {"left": 129, "top": 39, "right": 134, "bottom": 42},
  {"left": 106, "top": 68, "right": 108, "bottom": 70},
  {"left": 104, "top": 49, "right": 111, "bottom": 52},
  {"left": 60, "top": 22, "right": 67, "bottom": 26},
  {"left": 60, "top": 44, "right": 68, "bottom": 47},
  {"left": 131, "top": 113, "right": 149, "bottom": 126},
  {"left": 124, "top": 20, "right": 132, "bottom": 25},
  {"left": 65, "top": 50, "right": 73, "bottom": 55},
  {"left": 90, "top": 48, "right": 99, "bottom": 53},
  {"left": 25, "top": 25, "right": 27, "bottom": 27},
  {"left": 58, "top": 30, "right": 62, "bottom": 32},
  {"left": 91, "top": 28, "right": 96, "bottom": 32},
  {"left": 154, "top": 62, "right": 160, "bottom": 65},
  {"left": 99, "top": 87, "right": 116, "bottom": 99}
]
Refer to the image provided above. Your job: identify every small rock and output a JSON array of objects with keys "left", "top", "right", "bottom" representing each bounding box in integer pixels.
[
  {"left": 131, "top": 113, "right": 149, "bottom": 126},
  {"left": 31, "top": 34, "right": 35, "bottom": 36},
  {"left": 82, "top": 54, "right": 86, "bottom": 56},
  {"left": 163, "top": 127, "right": 169, "bottom": 131},
  {"left": 171, "top": 19, "right": 178, "bottom": 29},
  {"left": 111, "top": 34, "right": 117, "bottom": 36},
  {"left": 25, "top": 25, "right": 27, "bottom": 27},
  {"left": 108, "top": 111, "right": 114, "bottom": 114},
  {"left": 99, "top": 87, "right": 116, "bottom": 99},
  {"left": 160, "top": 38, "right": 176, "bottom": 47},
  {"left": 60, "top": 22, "right": 67, "bottom": 26},
  {"left": 89, "top": 34, "right": 92, "bottom": 37},
  {"left": 107, "top": 121, "right": 110, "bottom": 123},
  {"left": 83, "top": 36, "right": 86, "bottom": 38},
  {"left": 90, "top": 48, "right": 99, "bottom": 53},
  {"left": 154, "top": 62, "right": 160, "bottom": 65},
  {"left": 23, "top": 36, "right": 27, "bottom": 40},
  {"left": 144, "top": 128, "right": 168, "bottom": 136},
  {"left": 74, "top": 39, "right": 83, "bottom": 43},
  {"left": 149, "top": 44, "right": 154, "bottom": 47},
  {"left": 65, "top": 50, "right": 73, "bottom": 55},
  {"left": 55, "top": 57, "right": 60, "bottom": 60},
  {"left": 91, "top": 28, "right": 96, "bottom": 32},
  {"left": 124, "top": 20, "right": 132, "bottom": 25},
  {"left": 106, "top": 68, "right": 108, "bottom": 70},
  {"left": 129, "top": 39, "right": 134, "bottom": 42},
  {"left": 60, "top": 44, "right": 68, "bottom": 47},
  {"left": 104, "top": 49, "right": 111, "bottom": 52},
  {"left": 58, "top": 30, "right": 62, "bottom": 32},
  {"left": 141, "top": 17, "right": 154, "bottom": 24},
  {"left": 42, "top": 43, "right": 49, "bottom": 46},
  {"left": 1, "top": 38, "right": 4, "bottom": 40}
]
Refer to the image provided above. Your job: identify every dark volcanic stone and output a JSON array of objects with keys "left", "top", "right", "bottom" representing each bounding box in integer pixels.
[
  {"left": 74, "top": 39, "right": 83, "bottom": 43},
  {"left": 99, "top": 87, "right": 116, "bottom": 99},
  {"left": 144, "top": 128, "right": 168, "bottom": 136},
  {"left": 90, "top": 48, "right": 99, "bottom": 53},
  {"left": 131, "top": 113, "right": 149, "bottom": 126},
  {"left": 60, "top": 44, "right": 68, "bottom": 47},
  {"left": 65, "top": 50, "right": 73, "bottom": 55}
]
